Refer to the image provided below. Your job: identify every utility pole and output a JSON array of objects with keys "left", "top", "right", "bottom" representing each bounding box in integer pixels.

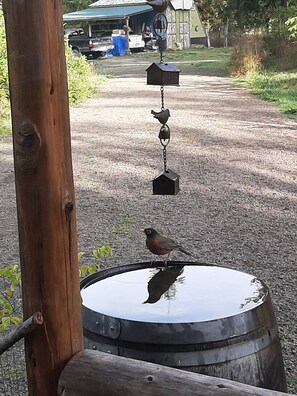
[{"left": 3, "top": 1, "right": 83, "bottom": 395}]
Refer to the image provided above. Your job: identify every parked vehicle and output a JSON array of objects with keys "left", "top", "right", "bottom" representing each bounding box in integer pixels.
[
  {"left": 65, "top": 28, "right": 114, "bottom": 59},
  {"left": 128, "top": 34, "right": 145, "bottom": 52}
]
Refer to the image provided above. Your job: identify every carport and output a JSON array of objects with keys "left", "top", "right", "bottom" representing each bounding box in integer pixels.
[{"left": 63, "top": 5, "right": 154, "bottom": 37}]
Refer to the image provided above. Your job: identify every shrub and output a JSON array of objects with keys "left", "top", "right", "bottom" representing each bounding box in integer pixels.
[
  {"left": 0, "top": 245, "right": 112, "bottom": 333},
  {"left": 262, "top": 33, "right": 297, "bottom": 71},
  {"left": 230, "top": 35, "right": 264, "bottom": 77},
  {"left": 78, "top": 245, "right": 113, "bottom": 277},
  {"left": 0, "top": 8, "right": 105, "bottom": 135},
  {"left": 0, "top": 264, "right": 22, "bottom": 332},
  {"left": 0, "top": 10, "right": 10, "bottom": 135},
  {"left": 286, "top": 16, "right": 297, "bottom": 39},
  {"left": 65, "top": 41, "right": 102, "bottom": 106}
]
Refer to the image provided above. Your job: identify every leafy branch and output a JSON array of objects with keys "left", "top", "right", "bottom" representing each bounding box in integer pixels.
[
  {"left": 0, "top": 245, "right": 112, "bottom": 332},
  {"left": 78, "top": 245, "right": 113, "bottom": 278},
  {"left": 0, "top": 265, "right": 22, "bottom": 332}
]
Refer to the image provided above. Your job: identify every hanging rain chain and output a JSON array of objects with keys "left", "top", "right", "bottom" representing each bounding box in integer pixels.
[{"left": 146, "top": 8, "right": 180, "bottom": 195}]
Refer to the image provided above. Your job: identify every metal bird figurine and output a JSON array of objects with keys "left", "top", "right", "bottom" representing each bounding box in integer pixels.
[
  {"left": 143, "top": 228, "right": 194, "bottom": 258},
  {"left": 146, "top": 0, "right": 169, "bottom": 13},
  {"left": 151, "top": 108, "right": 170, "bottom": 125}
]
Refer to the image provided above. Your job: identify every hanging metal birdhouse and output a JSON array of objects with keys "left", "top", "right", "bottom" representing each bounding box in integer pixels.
[
  {"left": 146, "top": 6, "right": 180, "bottom": 195},
  {"left": 153, "top": 169, "right": 180, "bottom": 195},
  {"left": 146, "top": 63, "right": 180, "bottom": 86}
]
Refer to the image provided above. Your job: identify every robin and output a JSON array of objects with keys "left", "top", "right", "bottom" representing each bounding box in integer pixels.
[{"left": 143, "top": 228, "right": 194, "bottom": 258}]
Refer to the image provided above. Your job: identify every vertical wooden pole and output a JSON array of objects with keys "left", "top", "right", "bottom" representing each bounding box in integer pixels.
[
  {"left": 125, "top": 17, "right": 130, "bottom": 51},
  {"left": 2, "top": 1, "right": 83, "bottom": 395}
]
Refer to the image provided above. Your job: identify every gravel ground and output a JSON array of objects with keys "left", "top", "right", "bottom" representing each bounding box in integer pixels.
[{"left": 0, "top": 53, "right": 296, "bottom": 393}]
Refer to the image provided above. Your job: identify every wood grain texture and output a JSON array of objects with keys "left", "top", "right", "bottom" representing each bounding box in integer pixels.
[
  {"left": 3, "top": 0, "right": 83, "bottom": 394},
  {"left": 58, "top": 350, "right": 295, "bottom": 396}
]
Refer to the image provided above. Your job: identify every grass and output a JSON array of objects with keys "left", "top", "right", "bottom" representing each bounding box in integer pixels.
[
  {"left": 238, "top": 70, "right": 297, "bottom": 121},
  {"left": 134, "top": 47, "right": 232, "bottom": 75}
]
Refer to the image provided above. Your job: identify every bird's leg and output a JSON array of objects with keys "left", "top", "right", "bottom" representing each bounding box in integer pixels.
[
  {"left": 164, "top": 252, "right": 171, "bottom": 268},
  {"left": 150, "top": 254, "right": 156, "bottom": 267}
]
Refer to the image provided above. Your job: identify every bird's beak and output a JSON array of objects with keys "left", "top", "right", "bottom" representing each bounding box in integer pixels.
[{"left": 141, "top": 229, "right": 145, "bottom": 233}]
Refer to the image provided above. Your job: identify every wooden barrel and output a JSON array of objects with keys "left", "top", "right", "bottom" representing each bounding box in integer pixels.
[{"left": 80, "top": 262, "right": 287, "bottom": 392}]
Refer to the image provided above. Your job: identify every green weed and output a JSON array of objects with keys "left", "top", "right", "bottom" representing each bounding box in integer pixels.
[
  {"left": 78, "top": 245, "right": 113, "bottom": 277},
  {"left": 112, "top": 212, "right": 137, "bottom": 235}
]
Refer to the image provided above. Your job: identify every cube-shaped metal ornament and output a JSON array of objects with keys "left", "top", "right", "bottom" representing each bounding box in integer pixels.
[
  {"left": 146, "top": 63, "right": 180, "bottom": 86},
  {"left": 153, "top": 169, "right": 180, "bottom": 195}
]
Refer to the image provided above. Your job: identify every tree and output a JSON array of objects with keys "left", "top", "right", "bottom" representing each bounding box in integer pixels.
[
  {"left": 196, "top": 0, "right": 297, "bottom": 46},
  {"left": 62, "top": 0, "right": 93, "bottom": 13},
  {"left": 286, "top": 15, "right": 297, "bottom": 38},
  {"left": 196, "top": 0, "right": 230, "bottom": 46}
]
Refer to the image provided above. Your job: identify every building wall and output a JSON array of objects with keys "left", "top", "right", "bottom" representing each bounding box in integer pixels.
[{"left": 166, "top": 4, "right": 205, "bottom": 49}]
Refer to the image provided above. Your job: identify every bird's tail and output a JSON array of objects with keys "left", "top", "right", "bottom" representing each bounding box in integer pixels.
[
  {"left": 178, "top": 246, "right": 192, "bottom": 256},
  {"left": 178, "top": 246, "right": 200, "bottom": 260}
]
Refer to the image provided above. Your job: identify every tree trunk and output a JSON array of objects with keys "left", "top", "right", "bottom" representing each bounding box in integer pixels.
[
  {"left": 205, "top": 25, "right": 211, "bottom": 48},
  {"left": 224, "top": 17, "right": 229, "bottom": 47}
]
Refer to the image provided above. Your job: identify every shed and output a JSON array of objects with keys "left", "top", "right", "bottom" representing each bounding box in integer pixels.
[
  {"left": 166, "top": 0, "right": 206, "bottom": 48},
  {"left": 63, "top": 0, "right": 153, "bottom": 35}
]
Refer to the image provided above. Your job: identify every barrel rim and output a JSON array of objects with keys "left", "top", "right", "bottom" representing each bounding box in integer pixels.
[
  {"left": 80, "top": 260, "right": 268, "bottom": 290},
  {"left": 80, "top": 261, "right": 273, "bottom": 344}
]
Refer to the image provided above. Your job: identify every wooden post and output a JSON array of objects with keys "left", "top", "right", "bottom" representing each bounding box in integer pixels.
[
  {"left": 2, "top": 1, "right": 83, "bottom": 395},
  {"left": 124, "top": 17, "right": 130, "bottom": 51},
  {"left": 58, "top": 350, "right": 295, "bottom": 396}
]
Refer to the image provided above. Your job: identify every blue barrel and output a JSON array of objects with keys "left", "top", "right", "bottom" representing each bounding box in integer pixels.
[{"left": 80, "top": 262, "right": 287, "bottom": 392}]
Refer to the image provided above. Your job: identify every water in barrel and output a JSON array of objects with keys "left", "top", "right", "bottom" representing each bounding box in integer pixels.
[{"left": 81, "top": 263, "right": 287, "bottom": 392}]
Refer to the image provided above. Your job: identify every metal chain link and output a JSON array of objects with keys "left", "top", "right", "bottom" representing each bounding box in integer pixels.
[
  {"left": 163, "top": 145, "right": 168, "bottom": 172},
  {"left": 160, "top": 51, "right": 167, "bottom": 171},
  {"left": 160, "top": 46, "right": 163, "bottom": 63},
  {"left": 160, "top": 86, "right": 165, "bottom": 111}
]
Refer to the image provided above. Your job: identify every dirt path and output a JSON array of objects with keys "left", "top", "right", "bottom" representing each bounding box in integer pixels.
[{"left": 1, "top": 53, "right": 296, "bottom": 392}]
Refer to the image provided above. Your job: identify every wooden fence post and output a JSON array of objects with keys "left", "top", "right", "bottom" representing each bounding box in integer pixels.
[
  {"left": 58, "top": 350, "right": 295, "bottom": 396},
  {"left": 2, "top": 1, "right": 83, "bottom": 395}
]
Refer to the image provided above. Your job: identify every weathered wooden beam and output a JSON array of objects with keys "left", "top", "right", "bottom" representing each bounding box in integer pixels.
[
  {"left": 2, "top": 0, "right": 83, "bottom": 395},
  {"left": 0, "top": 312, "right": 43, "bottom": 355},
  {"left": 58, "top": 350, "right": 295, "bottom": 396}
]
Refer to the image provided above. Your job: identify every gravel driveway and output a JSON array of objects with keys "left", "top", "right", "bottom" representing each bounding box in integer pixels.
[{"left": 0, "top": 52, "right": 296, "bottom": 393}]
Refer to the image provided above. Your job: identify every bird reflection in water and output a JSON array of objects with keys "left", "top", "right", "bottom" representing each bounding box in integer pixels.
[{"left": 143, "top": 266, "right": 185, "bottom": 304}]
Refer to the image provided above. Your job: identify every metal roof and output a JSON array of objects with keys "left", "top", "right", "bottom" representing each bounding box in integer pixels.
[
  {"left": 90, "top": 0, "right": 147, "bottom": 6},
  {"left": 63, "top": 5, "right": 152, "bottom": 22}
]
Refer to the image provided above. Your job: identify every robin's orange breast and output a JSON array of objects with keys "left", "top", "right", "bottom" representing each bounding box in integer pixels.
[{"left": 146, "top": 239, "right": 172, "bottom": 255}]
